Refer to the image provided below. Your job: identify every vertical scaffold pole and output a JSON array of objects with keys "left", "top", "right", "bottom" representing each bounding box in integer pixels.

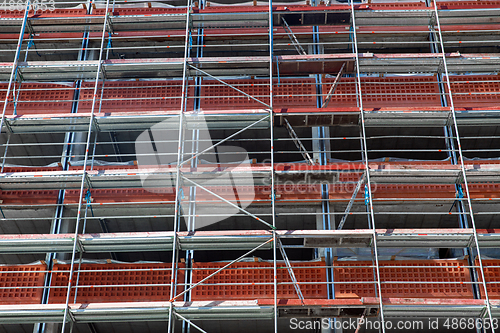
[
  {"left": 269, "top": 0, "right": 278, "bottom": 332},
  {"left": 60, "top": 0, "right": 110, "bottom": 331},
  {"left": 168, "top": 0, "right": 193, "bottom": 332},
  {"left": 349, "top": 1, "right": 386, "bottom": 331},
  {"left": 432, "top": 2, "right": 495, "bottom": 329}
]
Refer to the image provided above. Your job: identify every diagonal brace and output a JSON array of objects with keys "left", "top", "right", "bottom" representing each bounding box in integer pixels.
[
  {"left": 282, "top": 17, "right": 307, "bottom": 56},
  {"left": 181, "top": 175, "right": 275, "bottom": 230},
  {"left": 170, "top": 238, "right": 273, "bottom": 302},
  {"left": 180, "top": 114, "right": 270, "bottom": 167},
  {"left": 173, "top": 311, "right": 208, "bottom": 333},
  {"left": 337, "top": 172, "right": 365, "bottom": 230},
  {"left": 277, "top": 238, "right": 305, "bottom": 304},
  {"left": 322, "top": 62, "right": 346, "bottom": 108},
  {"left": 187, "top": 63, "right": 271, "bottom": 109},
  {"left": 284, "top": 118, "right": 315, "bottom": 165}
]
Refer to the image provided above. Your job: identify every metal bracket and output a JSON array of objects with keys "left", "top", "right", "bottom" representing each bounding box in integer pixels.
[
  {"left": 445, "top": 110, "right": 454, "bottom": 127},
  {"left": 429, "top": 10, "right": 437, "bottom": 28},
  {"left": 66, "top": 306, "right": 76, "bottom": 323},
  {"left": 92, "top": 115, "right": 101, "bottom": 132},
  {"left": 479, "top": 306, "right": 487, "bottom": 319},
  {"left": 99, "top": 62, "right": 107, "bottom": 81},
  {"left": 437, "top": 59, "right": 445, "bottom": 75},
  {"left": 25, "top": 19, "right": 35, "bottom": 37},
  {"left": 466, "top": 234, "right": 475, "bottom": 249},
  {"left": 75, "top": 236, "right": 84, "bottom": 254},
  {"left": 3, "top": 119, "right": 13, "bottom": 134},
  {"left": 175, "top": 233, "right": 182, "bottom": 251},
  {"left": 456, "top": 170, "right": 464, "bottom": 185},
  {"left": 15, "top": 66, "right": 24, "bottom": 84},
  {"left": 84, "top": 172, "right": 92, "bottom": 189},
  {"left": 106, "top": 12, "right": 114, "bottom": 35}
]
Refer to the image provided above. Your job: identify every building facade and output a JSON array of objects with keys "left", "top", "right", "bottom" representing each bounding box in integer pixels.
[{"left": 0, "top": 0, "right": 500, "bottom": 332}]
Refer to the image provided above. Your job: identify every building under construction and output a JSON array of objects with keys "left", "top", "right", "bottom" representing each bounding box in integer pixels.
[{"left": 1, "top": 0, "right": 500, "bottom": 332}]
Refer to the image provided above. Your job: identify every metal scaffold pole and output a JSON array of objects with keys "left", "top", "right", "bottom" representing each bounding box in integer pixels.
[
  {"left": 432, "top": 1, "right": 495, "bottom": 329},
  {"left": 269, "top": 0, "right": 278, "bottom": 330},
  {"left": 168, "top": 0, "right": 193, "bottom": 331},
  {"left": 349, "top": 1, "right": 386, "bottom": 331},
  {"left": 60, "top": 0, "right": 111, "bottom": 331}
]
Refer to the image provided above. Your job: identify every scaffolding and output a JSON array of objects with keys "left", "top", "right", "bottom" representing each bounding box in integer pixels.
[{"left": 1, "top": 0, "right": 500, "bottom": 332}]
